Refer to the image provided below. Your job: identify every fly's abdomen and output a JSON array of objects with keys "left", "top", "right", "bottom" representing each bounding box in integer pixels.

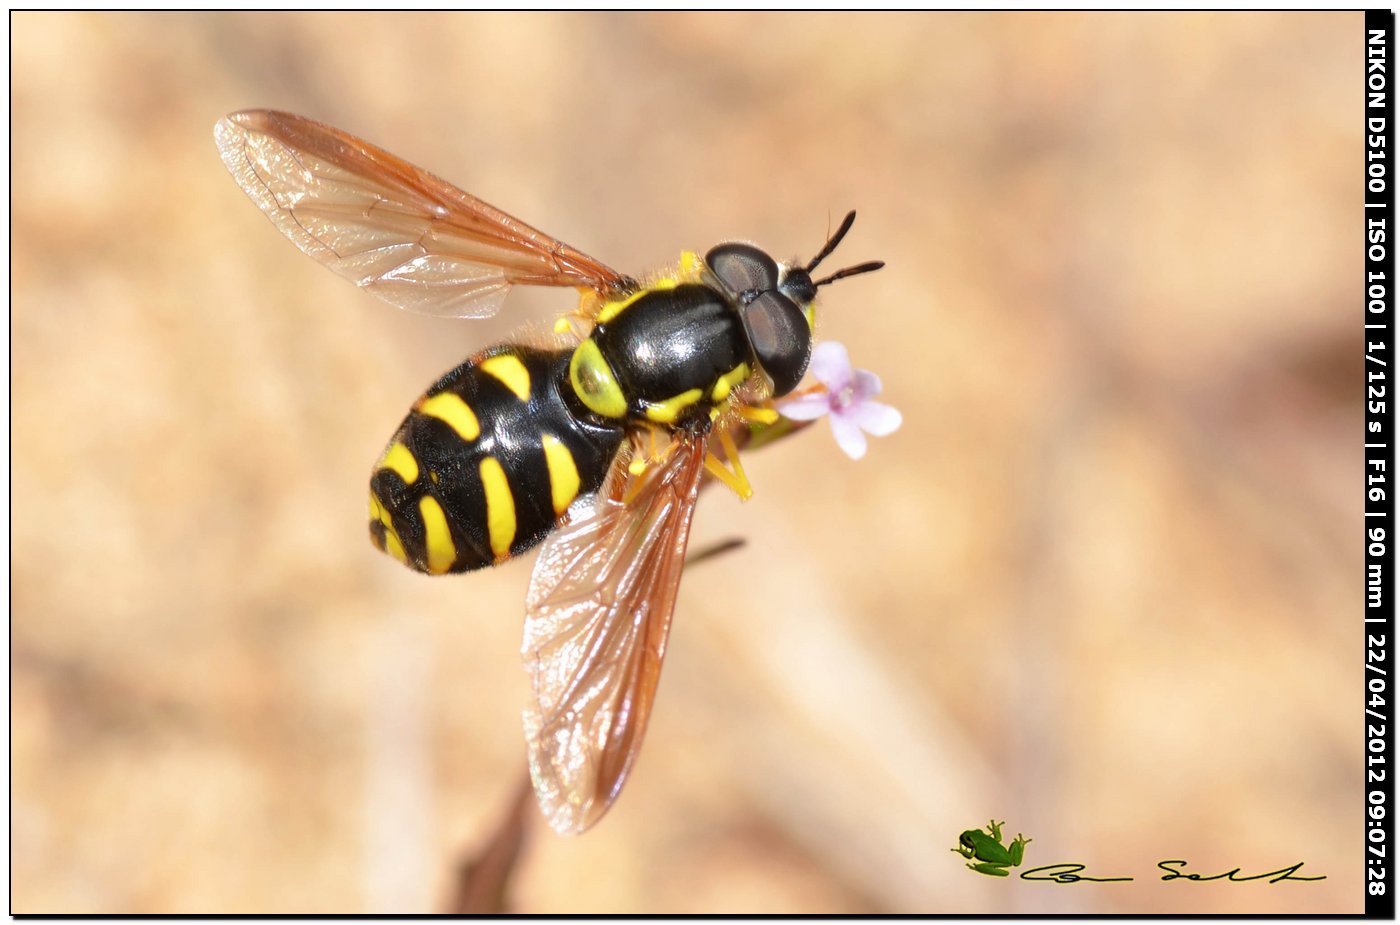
[{"left": 369, "top": 346, "right": 625, "bottom": 573}]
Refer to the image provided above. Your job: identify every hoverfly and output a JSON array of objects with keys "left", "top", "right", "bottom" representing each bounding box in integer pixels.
[{"left": 215, "top": 110, "right": 884, "bottom": 834}]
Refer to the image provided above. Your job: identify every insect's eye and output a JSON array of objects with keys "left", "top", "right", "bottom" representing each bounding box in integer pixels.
[
  {"left": 705, "top": 243, "right": 779, "bottom": 299},
  {"left": 741, "top": 290, "right": 811, "bottom": 397}
]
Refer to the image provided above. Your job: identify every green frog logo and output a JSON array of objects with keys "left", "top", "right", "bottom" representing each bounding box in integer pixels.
[{"left": 953, "top": 820, "right": 1032, "bottom": 877}]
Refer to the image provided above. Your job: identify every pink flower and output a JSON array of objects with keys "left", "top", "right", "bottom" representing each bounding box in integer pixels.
[{"left": 779, "top": 341, "right": 903, "bottom": 459}]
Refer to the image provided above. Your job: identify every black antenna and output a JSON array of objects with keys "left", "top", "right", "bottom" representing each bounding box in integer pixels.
[
  {"left": 806, "top": 210, "right": 859, "bottom": 273},
  {"left": 813, "top": 260, "right": 885, "bottom": 288}
]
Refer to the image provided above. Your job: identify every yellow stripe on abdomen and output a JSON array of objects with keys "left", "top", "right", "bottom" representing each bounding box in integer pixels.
[
  {"left": 417, "top": 392, "right": 481, "bottom": 441},
  {"left": 541, "top": 434, "right": 581, "bottom": 516},
  {"left": 480, "top": 354, "right": 532, "bottom": 402},
  {"left": 418, "top": 495, "right": 457, "bottom": 574},
  {"left": 379, "top": 441, "right": 419, "bottom": 484},
  {"left": 369, "top": 491, "right": 408, "bottom": 564},
  {"left": 479, "top": 456, "right": 517, "bottom": 560}
]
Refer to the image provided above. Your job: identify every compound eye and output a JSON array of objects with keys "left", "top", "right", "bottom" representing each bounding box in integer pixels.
[
  {"left": 706, "top": 243, "right": 779, "bottom": 299},
  {"left": 742, "top": 291, "right": 811, "bottom": 397}
]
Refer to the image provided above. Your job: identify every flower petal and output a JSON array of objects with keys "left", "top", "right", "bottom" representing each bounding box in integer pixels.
[
  {"left": 851, "top": 368, "right": 883, "bottom": 402},
  {"left": 779, "top": 392, "right": 835, "bottom": 421},
  {"left": 829, "top": 412, "right": 869, "bottom": 460},
  {"left": 851, "top": 400, "right": 902, "bottom": 437},
  {"left": 807, "top": 341, "right": 853, "bottom": 391}
]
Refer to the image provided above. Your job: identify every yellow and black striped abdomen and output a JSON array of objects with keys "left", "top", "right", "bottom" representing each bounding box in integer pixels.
[{"left": 369, "top": 346, "right": 625, "bottom": 574}]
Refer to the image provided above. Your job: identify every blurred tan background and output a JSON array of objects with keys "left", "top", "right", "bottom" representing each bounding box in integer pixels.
[{"left": 12, "top": 11, "right": 1363, "bottom": 914}]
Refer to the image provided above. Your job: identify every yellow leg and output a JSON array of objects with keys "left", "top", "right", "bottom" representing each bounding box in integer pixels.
[
  {"left": 705, "top": 427, "right": 754, "bottom": 501},
  {"left": 720, "top": 428, "right": 751, "bottom": 497},
  {"left": 628, "top": 429, "right": 665, "bottom": 476},
  {"left": 736, "top": 404, "right": 781, "bottom": 426},
  {"left": 624, "top": 431, "right": 678, "bottom": 504}
]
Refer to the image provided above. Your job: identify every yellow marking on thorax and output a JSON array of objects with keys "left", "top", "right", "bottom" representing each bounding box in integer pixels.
[
  {"left": 541, "top": 435, "right": 581, "bottom": 516},
  {"left": 597, "top": 278, "right": 679, "bottom": 325},
  {"left": 379, "top": 441, "right": 419, "bottom": 484},
  {"left": 595, "top": 252, "right": 706, "bottom": 327},
  {"left": 643, "top": 388, "right": 704, "bottom": 424},
  {"left": 417, "top": 495, "right": 456, "bottom": 574},
  {"left": 480, "top": 354, "right": 532, "bottom": 401},
  {"left": 479, "top": 456, "right": 517, "bottom": 560},
  {"left": 569, "top": 339, "right": 628, "bottom": 418},
  {"left": 711, "top": 362, "right": 751, "bottom": 403},
  {"left": 417, "top": 392, "right": 481, "bottom": 441},
  {"left": 594, "top": 250, "right": 705, "bottom": 325},
  {"left": 677, "top": 249, "right": 704, "bottom": 280}
]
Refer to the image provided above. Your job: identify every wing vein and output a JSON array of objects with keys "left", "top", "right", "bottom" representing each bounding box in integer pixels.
[
  {"left": 521, "top": 439, "right": 707, "bottom": 834},
  {"left": 215, "top": 109, "right": 628, "bottom": 318}
]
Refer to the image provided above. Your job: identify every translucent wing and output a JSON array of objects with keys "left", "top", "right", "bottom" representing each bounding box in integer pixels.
[
  {"left": 214, "top": 109, "right": 630, "bottom": 317},
  {"left": 521, "top": 436, "right": 708, "bottom": 835}
]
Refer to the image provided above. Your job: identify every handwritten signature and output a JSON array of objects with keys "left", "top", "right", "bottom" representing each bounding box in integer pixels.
[{"left": 1020, "top": 861, "right": 1327, "bottom": 884}]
